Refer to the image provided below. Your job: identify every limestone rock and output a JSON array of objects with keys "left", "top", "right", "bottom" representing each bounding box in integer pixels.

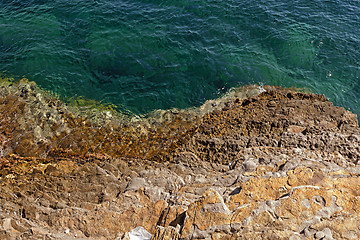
[
  {"left": 0, "top": 85, "right": 359, "bottom": 239},
  {"left": 181, "top": 189, "right": 231, "bottom": 239},
  {"left": 151, "top": 226, "right": 179, "bottom": 240}
]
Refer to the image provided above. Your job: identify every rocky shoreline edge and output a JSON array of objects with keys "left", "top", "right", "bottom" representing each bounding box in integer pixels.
[{"left": 0, "top": 79, "right": 359, "bottom": 239}]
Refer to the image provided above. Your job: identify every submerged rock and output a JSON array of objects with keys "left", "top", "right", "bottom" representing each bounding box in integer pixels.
[{"left": 0, "top": 82, "right": 359, "bottom": 239}]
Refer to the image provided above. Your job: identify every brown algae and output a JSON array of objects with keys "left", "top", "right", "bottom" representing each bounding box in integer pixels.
[{"left": 0, "top": 77, "right": 265, "bottom": 161}]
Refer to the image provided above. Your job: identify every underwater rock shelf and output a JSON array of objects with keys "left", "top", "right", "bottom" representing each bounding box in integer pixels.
[{"left": 0, "top": 80, "right": 359, "bottom": 239}]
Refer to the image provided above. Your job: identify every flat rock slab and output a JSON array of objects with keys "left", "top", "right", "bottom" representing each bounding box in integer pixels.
[{"left": 0, "top": 86, "right": 359, "bottom": 239}]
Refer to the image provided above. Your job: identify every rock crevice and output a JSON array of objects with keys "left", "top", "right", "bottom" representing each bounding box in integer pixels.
[{"left": 0, "top": 85, "right": 359, "bottom": 239}]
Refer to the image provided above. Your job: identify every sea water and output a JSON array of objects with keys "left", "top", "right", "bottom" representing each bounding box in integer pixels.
[{"left": 0, "top": 0, "right": 359, "bottom": 117}]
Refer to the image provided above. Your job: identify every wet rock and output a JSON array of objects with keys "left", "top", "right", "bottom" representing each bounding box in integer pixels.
[{"left": 0, "top": 85, "right": 359, "bottom": 239}]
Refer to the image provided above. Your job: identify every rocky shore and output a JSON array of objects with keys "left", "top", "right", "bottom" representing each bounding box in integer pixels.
[{"left": 0, "top": 80, "right": 359, "bottom": 239}]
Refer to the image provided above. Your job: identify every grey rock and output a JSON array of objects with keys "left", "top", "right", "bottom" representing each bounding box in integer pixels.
[{"left": 125, "top": 178, "right": 148, "bottom": 192}]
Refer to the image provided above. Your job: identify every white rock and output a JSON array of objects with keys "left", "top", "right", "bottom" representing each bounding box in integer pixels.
[{"left": 128, "top": 226, "right": 152, "bottom": 240}]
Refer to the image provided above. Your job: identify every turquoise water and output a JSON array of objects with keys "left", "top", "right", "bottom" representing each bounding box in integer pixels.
[{"left": 0, "top": 0, "right": 359, "bottom": 116}]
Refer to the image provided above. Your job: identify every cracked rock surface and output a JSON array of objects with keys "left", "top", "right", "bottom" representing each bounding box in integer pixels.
[{"left": 0, "top": 83, "right": 359, "bottom": 239}]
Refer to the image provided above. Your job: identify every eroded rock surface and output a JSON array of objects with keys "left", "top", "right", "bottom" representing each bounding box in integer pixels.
[{"left": 0, "top": 84, "right": 359, "bottom": 239}]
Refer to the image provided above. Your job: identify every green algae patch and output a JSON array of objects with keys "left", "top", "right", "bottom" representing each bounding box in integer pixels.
[
  {"left": 0, "top": 78, "right": 276, "bottom": 162},
  {"left": 0, "top": 76, "right": 13, "bottom": 87},
  {"left": 0, "top": 77, "right": 203, "bottom": 161}
]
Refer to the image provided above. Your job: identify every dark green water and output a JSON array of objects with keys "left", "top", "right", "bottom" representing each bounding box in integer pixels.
[{"left": 0, "top": 0, "right": 359, "bottom": 116}]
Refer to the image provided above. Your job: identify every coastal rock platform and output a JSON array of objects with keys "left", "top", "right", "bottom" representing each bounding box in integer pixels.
[{"left": 0, "top": 83, "right": 359, "bottom": 239}]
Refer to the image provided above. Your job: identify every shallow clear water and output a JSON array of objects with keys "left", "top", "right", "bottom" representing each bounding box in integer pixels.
[{"left": 0, "top": 0, "right": 359, "bottom": 116}]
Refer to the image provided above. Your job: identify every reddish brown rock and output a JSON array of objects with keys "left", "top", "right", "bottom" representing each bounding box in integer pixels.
[
  {"left": 151, "top": 226, "right": 180, "bottom": 240},
  {"left": 0, "top": 81, "right": 359, "bottom": 239},
  {"left": 181, "top": 189, "right": 231, "bottom": 239}
]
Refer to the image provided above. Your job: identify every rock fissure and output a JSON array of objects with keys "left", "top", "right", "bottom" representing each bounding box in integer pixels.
[{"left": 0, "top": 85, "right": 359, "bottom": 239}]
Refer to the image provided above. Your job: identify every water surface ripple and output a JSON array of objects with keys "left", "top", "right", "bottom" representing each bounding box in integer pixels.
[{"left": 0, "top": 0, "right": 359, "bottom": 116}]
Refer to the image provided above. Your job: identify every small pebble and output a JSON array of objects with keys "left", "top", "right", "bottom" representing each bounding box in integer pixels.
[
  {"left": 322, "top": 228, "right": 333, "bottom": 239},
  {"left": 315, "top": 231, "right": 325, "bottom": 239}
]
